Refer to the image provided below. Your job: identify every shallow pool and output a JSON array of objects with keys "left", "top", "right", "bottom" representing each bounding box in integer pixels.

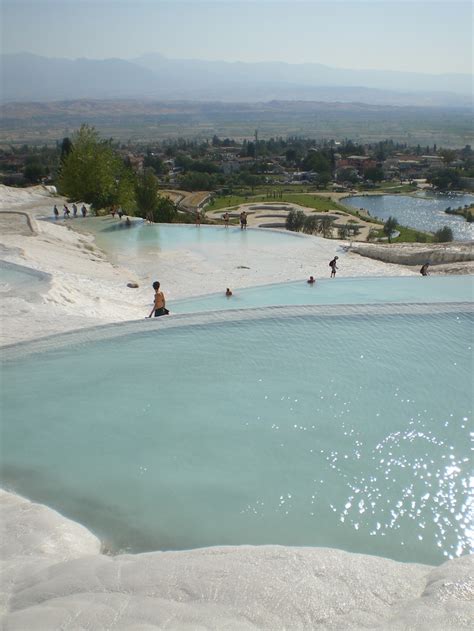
[
  {"left": 76, "top": 219, "right": 305, "bottom": 257},
  {"left": 172, "top": 275, "right": 473, "bottom": 314},
  {"left": 0, "top": 259, "right": 51, "bottom": 299},
  {"left": 2, "top": 303, "right": 472, "bottom": 565}
]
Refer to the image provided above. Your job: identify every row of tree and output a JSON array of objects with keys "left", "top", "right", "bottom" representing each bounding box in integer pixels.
[
  {"left": 59, "top": 125, "right": 176, "bottom": 221},
  {"left": 285, "top": 210, "right": 454, "bottom": 243}
]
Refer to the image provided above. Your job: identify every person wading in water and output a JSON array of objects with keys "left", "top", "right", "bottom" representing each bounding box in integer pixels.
[{"left": 148, "top": 281, "right": 168, "bottom": 317}]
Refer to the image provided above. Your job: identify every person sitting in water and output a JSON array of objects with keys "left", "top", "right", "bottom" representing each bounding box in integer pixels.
[
  {"left": 225, "top": 288, "right": 233, "bottom": 297},
  {"left": 125, "top": 216, "right": 131, "bottom": 226},
  {"left": 307, "top": 276, "right": 316, "bottom": 284},
  {"left": 148, "top": 281, "right": 168, "bottom": 317},
  {"left": 420, "top": 263, "right": 430, "bottom": 276}
]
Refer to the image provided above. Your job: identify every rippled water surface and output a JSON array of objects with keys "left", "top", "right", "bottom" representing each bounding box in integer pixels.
[
  {"left": 1, "top": 307, "right": 472, "bottom": 564},
  {"left": 172, "top": 275, "right": 473, "bottom": 314},
  {"left": 343, "top": 193, "right": 474, "bottom": 241}
]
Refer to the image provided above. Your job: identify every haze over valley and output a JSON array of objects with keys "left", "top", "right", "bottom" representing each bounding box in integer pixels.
[{"left": 2, "top": 52, "right": 471, "bottom": 106}]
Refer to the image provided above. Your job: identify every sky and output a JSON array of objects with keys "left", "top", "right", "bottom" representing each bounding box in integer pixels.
[{"left": 2, "top": 0, "right": 473, "bottom": 74}]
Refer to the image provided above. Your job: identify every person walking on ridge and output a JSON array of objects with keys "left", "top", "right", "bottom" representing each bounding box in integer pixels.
[{"left": 329, "top": 256, "right": 339, "bottom": 278}]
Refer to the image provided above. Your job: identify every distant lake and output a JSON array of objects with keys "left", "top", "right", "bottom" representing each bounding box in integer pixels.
[{"left": 343, "top": 192, "right": 474, "bottom": 241}]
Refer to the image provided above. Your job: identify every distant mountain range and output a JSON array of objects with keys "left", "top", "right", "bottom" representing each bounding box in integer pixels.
[{"left": 1, "top": 52, "right": 472, "bottom": 107}]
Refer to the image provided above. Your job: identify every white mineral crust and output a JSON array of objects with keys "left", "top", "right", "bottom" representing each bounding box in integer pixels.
[{"left": 1, "top": 490, "right": 473, "bottom": 630}]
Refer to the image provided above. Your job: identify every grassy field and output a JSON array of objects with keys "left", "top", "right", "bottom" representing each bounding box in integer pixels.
[
  {"left": 206, "top": 190, "right": 348, "bottom": 212},
  {"left": 369, "top": 225, "right": 434, "bottom": 243},
  {"left": 277, "top": 193, "right": 346, "bottom": 211},
  {"left": 394, "top": 226, "right": 434, "bottom": 243},
  {"left": 2, "top": 100, "right": 472, "bottom": 147}
]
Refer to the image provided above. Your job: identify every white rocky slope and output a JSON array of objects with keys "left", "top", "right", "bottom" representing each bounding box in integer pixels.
[{"left": 1, "top": 490, "right": 472, "bottom": 630}]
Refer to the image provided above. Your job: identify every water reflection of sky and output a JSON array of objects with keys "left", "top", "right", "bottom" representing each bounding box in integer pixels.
[{"left": 344, "top": 193, "right": 474, "bottom": 241}]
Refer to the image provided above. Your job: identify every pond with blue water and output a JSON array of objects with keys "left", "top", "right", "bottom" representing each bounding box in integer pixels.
[{"left": 343, "top": 192, "right": 474, "bottom": 241}]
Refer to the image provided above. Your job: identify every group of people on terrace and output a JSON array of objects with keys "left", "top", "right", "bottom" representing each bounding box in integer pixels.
[
  {"left": 197, "top": 210, "right": 247, "bottom": 229},
  {"left": 54, "top": 203, "right": 87, "bottom": 219}
]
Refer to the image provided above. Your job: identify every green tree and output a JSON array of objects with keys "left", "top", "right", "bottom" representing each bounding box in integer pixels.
[
  {"left": 285, "top": 209, "right": 306, "bottom": 232},
  {"left": 302, "top": 215, "right": 321, "bottom": 235},
  {"left": 320, "top": 215, "right": 335, "bottom": 238},
  {"left": 338, "top": 225, "right": 350, "bottom": 239},
  {"left": 336, "top": 167, "right": 358, "bottom": 184},
  {"left": 58, "top": 125, "right": 127, "bottom": 209},
  {"left": 302, "top": 150, "right": 331, "bottom": 174},
  {"left": 143, "top": 150, "right": 165, "bottom": 175},
  {"left": 427, "top": 168, "right": 460, "bottom": 190},
  {"left": 23, "top": 158, "right": 47, "bottom": 183},
  {"left": 135, "top": 169, "right": 159, "bottom": 221},
  {"left": 155, "top": 196, "right": 177, "bottom": 222},
  {"left": 180, "top": 171, "right": 216, "bottom": 191},
  {"left": 285, "top": 148, "right": 298, "bottom": 163},
  {"left": 433, "top": 226, "right": 454, "bottom": 242},
  {"left": 439, "top": 149, "right": 456, "bottom": 166},
  {"left": 115, "top": 168, "right": 136, "bottom": 214},
  {"left": 383, "top": 216, "right": 398, "bottom": 243},
  {"left": 60, "top": 137, "right": 73, "bottom": 163},
  {"left": 364, "top": 167, "right": 384, "bottom": 182}
]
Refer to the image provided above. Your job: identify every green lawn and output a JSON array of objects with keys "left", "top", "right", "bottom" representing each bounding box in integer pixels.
[
  {"left": 393, "top": 225, "right": 434, "bottom": 243},
  {"left": 206, "top": 190, "right": 345, "bottom": 212},
  {"left": 369, "top": 225, "right": 433, "bottom": 243},
  {"left": 285, "top": 194, "right": 346, "bottom": 211}
]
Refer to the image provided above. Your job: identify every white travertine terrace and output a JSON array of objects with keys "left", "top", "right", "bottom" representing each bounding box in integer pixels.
[
  {"left": 1, "top": 186, "right": 473, "bottom": 629},
  {"left": 1, "top": 490, "right": 473, "bottom": 630}
]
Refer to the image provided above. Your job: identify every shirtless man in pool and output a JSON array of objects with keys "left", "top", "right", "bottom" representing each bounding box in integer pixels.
[{"left": 148, "top": 281, "right": 167, "bottom": 317}]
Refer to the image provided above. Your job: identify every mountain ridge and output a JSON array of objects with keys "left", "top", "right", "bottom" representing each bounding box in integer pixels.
[{"left": 1, "top": 52, "right": 472, "bottom": 106}]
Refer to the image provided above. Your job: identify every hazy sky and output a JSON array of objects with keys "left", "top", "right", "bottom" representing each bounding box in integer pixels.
[{"left": 2, "top": 0, "right": 473, "bottom": 74}]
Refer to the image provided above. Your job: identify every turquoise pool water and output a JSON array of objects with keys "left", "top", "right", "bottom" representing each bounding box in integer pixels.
[
  {"left": 0, "top": 260, "right": 50, "bottom": 299},
  {"left": 74, "top": 219, "right": 305, "bottom": 257},
  {"left": 343, "top": 193, "right": 474, "bottom": 241},
  {"left": 2, "top": 304, "right": 472, "bottom": 565},
  {"left": 172, "top": 275, "right": 473, "bottom": 314}
]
